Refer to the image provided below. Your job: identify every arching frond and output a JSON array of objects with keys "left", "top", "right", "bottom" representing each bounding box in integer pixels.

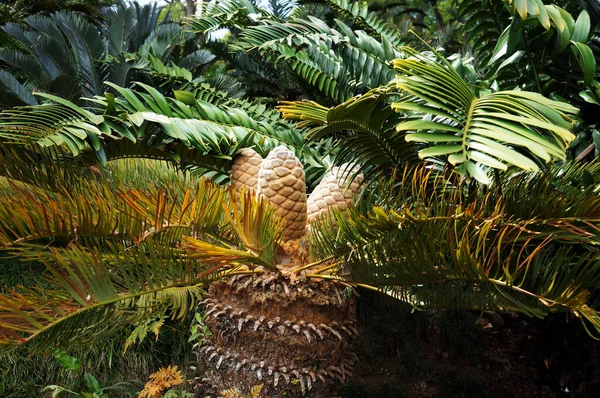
[
  {"left": 309, "top": 162, "right": 600, "bottom": 336},
  {"left": 0, "top": 242, "right": 217, "bottom": 352},
  {"left": 0, "top": 173, "right": 283, "bottom": 351},
  {"left": 392, "top": 48, "right": 577, "bottom": 183},
  {"left": 234, "top": 17, "right": 398, "bottom": 100},
  {"left": 0, "top": 83, "right": 331, "bottom": 184},
  {"left": 279, "top": 85, "right": 419, "bottom": 181},
  {"left": 298, "top": 0, "right": 404, "bottom": 48},
  {"left": 186, "top": 0, "right": 260, "bottom": 34}
]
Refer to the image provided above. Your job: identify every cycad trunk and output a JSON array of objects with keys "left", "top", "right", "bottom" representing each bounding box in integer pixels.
[
  {"left": 193, "top": 244, "right": 357, "bottom": 397},
  {"left": 194, "top": 147, "right": 362, "bottom": 397}
]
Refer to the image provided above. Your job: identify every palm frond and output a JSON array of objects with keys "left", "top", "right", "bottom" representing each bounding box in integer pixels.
[
  {"left": 186, "top": 0, "right": 259, "bottom": 34},
  {"left": 0, "top": 173, "right": 284, "bottom": 350},
  {"left": 266, "top": 0, "right": 297, "bottom": 18},
  {"left": 0, "top": 71, "right": 38, "bottom": 106},
  {"left": 279, "top": 85, "right": 420, "bottom": 181},
  {"left": 0, "top": 241, "right": 219, "bottom": 351},
  {"left": 0, "top": 176, "right": 225, "bottom": 250},
  {"left": 0, "top": 82, "right": 331, "bottom": 183},
  {"left": 234, "top": 17, "right": 398, "bottom": 100},
  {"left": 298, "top": 0, "right": 404, "bottom": 48},
  {"left": 0, "top": 12, "right": 104, "bottom": 103}
]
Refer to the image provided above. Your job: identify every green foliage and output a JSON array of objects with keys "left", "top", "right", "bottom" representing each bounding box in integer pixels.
[
  {"left": 310, "top": 162, "right": 600, "bottom": 335},
  {"left": 392, "top": 48, "right": 577, "bottom": 182},
  {"left": 280, "top": 46, "right": 577, "bottom": 183},
  {"left": 0, "top": 80, "right": 332, "bottom": 184},
  {"left": 0, "top": 2, "right": 193, "bottom": 109},
  {"left": 0, "top": 160, "right": 288, "bottom": 351},
  {"left": 0, "top": 0, "right": 599, "bottom": 366},
  {"left": 0, "top": 321, "right": 192, "bottom": 398}
]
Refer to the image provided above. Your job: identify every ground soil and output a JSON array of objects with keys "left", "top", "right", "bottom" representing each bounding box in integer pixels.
[{"left": 337, "top": 290, "right": 600, "bottom": 398}]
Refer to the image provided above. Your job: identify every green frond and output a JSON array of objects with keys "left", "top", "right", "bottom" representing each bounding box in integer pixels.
[
  {"left": 0, "top": 172, "right": 287, "bottom": 350},
  {"left": 0, "top": 82, "right": 331, "bottom": 184},
  {"left": 310, "top": 162, "right": 600, "bottom": 336},
  {"left": 0, "top": 70, "right": 38, "bottom": 107},
  {"left": 391, "top": 48, "right": 578, "bottom": 183},
  {"left": 232, "top": 15, "right": 399, "bottom": 101},
  {"left": 298, "top": 0, "right": 404, "bottom": 48},
  {"left": 185, "top": 0, "right": 260, "bottom": 34},
  {"left": 279, "top": 85, "right": 420, "bottom": 181},
  {"left": 0, "top": 241, "right": 219, "bottom": 351},
  {"left": 0, "top": 175, "right": 227, "bottom": 250}
]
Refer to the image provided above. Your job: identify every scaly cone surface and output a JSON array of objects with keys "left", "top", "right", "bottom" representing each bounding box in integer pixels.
[
  {"left": 307, "top": 164, "right": 365, "bottom": 223},
  {"left": 231, "top": 148, "right": 263, "bottom": 196},
  {"left": 256, "top": 146, "right": 307, "bottom": 241}
]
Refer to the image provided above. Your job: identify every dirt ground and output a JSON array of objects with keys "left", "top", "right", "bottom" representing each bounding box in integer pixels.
[{"left": 338, "top": 291, "right": 600, "bottom": 398}]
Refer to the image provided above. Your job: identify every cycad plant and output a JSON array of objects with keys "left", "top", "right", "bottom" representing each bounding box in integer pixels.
[
  {"left": 1, "top": 1, "right": 600, "bottom": 397},
  {"left": 0, "top": 51, "right": 600, "bottom": 397},
  {"left": 0, "top": 2, "right": 193, "bottom": 109}
]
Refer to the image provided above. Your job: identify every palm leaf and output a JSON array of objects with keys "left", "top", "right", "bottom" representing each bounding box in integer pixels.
[
  {"left": 0, "top": 241, "right": 220, "bottom": 351},
  {"left": 0, "top": 82, "right": 330, "bottom": 184},
  {"left": 0, "top": 168, "right": 282, "bottom": 350},
  {"left": 279, "top": 85, "right": 420, "bottom": 182},
  {"left": 297, "top": 0, "right": 404, "bottom": 48}
]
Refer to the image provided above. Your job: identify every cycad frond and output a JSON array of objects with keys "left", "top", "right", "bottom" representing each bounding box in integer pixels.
[
  {"left": 234, "top": 17, "right": 398, "bottom": 100},
  {"left": 279, "top": 85, "right": 419, "bottom": 181},
  {"left": 298, "top": 0, "right": 404, "bottom": 48},
  {"left": 186, "top": 0, "right": 259, "bottom": 34},
  {"left": 0, "top": 83, "right": 329, "bottom": 183},
  {"left": 310, "top": 163, "right": 600, "bottom": 335},
  {"left": 0, "top": 172, "right": 282, "bottom": 350},
  {"left": 392, "top": 48, "right": 577, "bottom": 183},
  {"left": 0, "top": 176, "right": 226, "bottom": 249},
  {"left": 0, "top": 11, "right": 104, "bottom": 103},
  {"left": 0, "top": 242, "right": 217, "bottom": 351}
]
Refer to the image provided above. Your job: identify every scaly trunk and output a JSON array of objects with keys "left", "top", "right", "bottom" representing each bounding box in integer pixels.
[
  {"left": 194, "top": 147, "right": 363, "bottom": 397},
  {"left": 193, "top": 245, "right": 357, "bottom": 397},
  {"left": 194, "top": 277, "right": 356, "bottom": 396}
]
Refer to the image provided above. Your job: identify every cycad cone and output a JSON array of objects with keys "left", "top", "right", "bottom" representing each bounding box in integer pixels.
[
  {"left": 256, "top": 146, "right": 307, "bottom": 241},
  {"left": 231, "top": 148, "right": 263, "bottom": 197},
  {"left": 195, "top": 146, "right": 364, "bottom": 398},
  {"left": 307, "top": 164, "right": 364, "bottom": 223}
]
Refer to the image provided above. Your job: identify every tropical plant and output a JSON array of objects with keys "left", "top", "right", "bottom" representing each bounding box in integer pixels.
[
  {"left": 1, "top": 0, "right": 600, "bottom": 397},
  {"left": 0, "top": 50, "right": 598, "bottom": 397},
  {"left": 0, "top": 2, "right": 194, "bottom": 108}
]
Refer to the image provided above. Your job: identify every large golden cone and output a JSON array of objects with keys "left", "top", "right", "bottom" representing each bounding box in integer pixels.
[
  {"left": 256, "top": 146, "right": 307, "bottom": 241},
  {"left": 231, "top": 148, "right": 263, "bottom": 196},
  {"left": 307, "top": 164, "right": 364, "bottom": 223}
]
